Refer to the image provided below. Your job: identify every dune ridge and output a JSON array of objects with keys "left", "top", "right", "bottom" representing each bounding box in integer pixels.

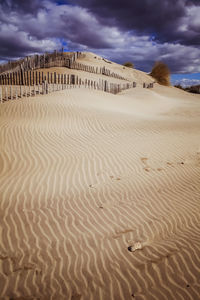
[{"left": 0, "top": 86, "right": 200, "bottom": 299}]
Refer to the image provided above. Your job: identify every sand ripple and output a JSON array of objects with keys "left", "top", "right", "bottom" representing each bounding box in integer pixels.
[{"left": 0, "top": 88, "right": 200, "bottom": 299}]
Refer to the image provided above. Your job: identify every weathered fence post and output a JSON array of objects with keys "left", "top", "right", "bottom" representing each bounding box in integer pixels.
[
  {"left": 15, "top": 87, "right": 18, "bottom": 100},
  {"left": 10, "top": 86, "right": 13, "bottom": 100},
  {"left": 42, "top": 81, "right": 45, "bottom": 94},
  {"left": 5, "top": 87, "right": 8, "bottom": 101},
  {"left": 104, "top": 80, "right": 108, "bottom": 92},
  {"left": 36, "top": 71, "right": 38, "bottom": 85},
  {"left": 0, "top": 87, "right": 2, "bottom": 103},
  {"left": 32, "top": 71, "right": 35, "bottom": 86},
  {"left": 29, "top": 71, "right": 32, "bottom": 86},
  {"left": 46, "top": 82, "right": 48, "bottom": 94}
]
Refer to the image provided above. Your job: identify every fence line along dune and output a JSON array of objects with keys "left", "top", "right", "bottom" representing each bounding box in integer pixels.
[
  {"left": 0, "top": 52, "right": 200, "bottom": 300},
  {"left": 0, "top": 51, "right": 155, "bottom": 103}
]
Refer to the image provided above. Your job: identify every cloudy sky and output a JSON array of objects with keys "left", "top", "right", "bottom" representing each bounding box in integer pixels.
[{"left": 0, "top": 0, "right": 200, "bottom": 86}]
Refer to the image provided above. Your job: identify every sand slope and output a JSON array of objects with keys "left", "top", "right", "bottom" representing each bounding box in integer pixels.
[{"left": 0, "top": 86, "right": 200, "bottom": 300}]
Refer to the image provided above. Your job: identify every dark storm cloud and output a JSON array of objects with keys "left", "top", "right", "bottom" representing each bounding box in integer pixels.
[
  {"left": 0, "top": 0, "right": 112, "bottom": 60},
  {"left": 69, "top": 0, "right": 200, "bottom": 46},
  {"left": 0, "top": 0, "right": 45, "bottom": 14},
  {"left": 0, "top": 23, "right": 58, "bottom": 61},
  {"left": 18, "top": 4, "right": 112, "bottom": 49},
  {"left": 0, "top": 0, "right": 200, "bottom": 74}
]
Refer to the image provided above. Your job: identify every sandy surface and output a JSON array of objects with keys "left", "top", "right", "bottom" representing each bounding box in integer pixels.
[{"left": 1, "top": 67, "right": 200, "bottom": 299}]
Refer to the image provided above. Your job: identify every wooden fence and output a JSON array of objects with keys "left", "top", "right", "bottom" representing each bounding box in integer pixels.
[
  {"left": 0, "top": 69, "right": 127, "bottom": 86},
  {"left": 0, "top": 75, "right": 139, "bottom": 103},
  {"left": 71, "top": 62, "right": 126, "bottom": 80},
  {"left": 143, "top": 83, "right": 154, "bottom": 88},
  {"left": 0, "top": 51, "right": 129, "bottom": 82},
  {"left": 0, "top": 71, "right": 72, "bottom": 86},
  {"left": 0, "top": 51, "right": 83, "bottom": 74}
]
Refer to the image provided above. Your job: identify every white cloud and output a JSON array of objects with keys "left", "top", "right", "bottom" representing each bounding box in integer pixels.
[{"left": 174, "top": 78, "right": 200, "bottom": 87}]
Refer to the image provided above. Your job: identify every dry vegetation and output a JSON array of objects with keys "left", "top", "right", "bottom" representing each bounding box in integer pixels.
[
  {"left": 123, "top": 62, "right": 134, "bottom": 68},
  {"left": 150, "top": 61, "right": 170, "bottom": 86},
  {"left": 175, "top": 84, "right": 200, "bottom": 94}
]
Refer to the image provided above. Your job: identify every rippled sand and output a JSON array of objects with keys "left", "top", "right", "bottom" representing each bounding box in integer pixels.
[{"left": 0, "top": 85, "right": 200, "bottom": 299}]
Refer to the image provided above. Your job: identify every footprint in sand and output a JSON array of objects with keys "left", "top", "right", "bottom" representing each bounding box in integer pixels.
[
  {"left": 110, "top": 175, "right": 121, "bottom": 180},
  {"left": 71, "top": 294, "right": 82, "bottom": 300},
  {"left": 0, "top": 254, "right": 8, "bottom": 260},
  {"left": 141, "top": 157, "right": 148, "bottom": 164},
  {"left": 35, "top": 269, "right": 43, "bottom": 276},
  {"left": 177, "top": 161, "right": 184, "bottom": 165},
  {"left": 13, "top": 263, "right": 35, "bottom": 273},
  {"left": 128, "top": 242, "right": 143, "bottom": 252},
  {"left": 141, "top": 157, "right": 151, "bottom": 172}
]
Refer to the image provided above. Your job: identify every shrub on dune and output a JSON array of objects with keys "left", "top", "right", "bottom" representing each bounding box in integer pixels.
[
  {"left": 150, "top": 61, "right": 170, "bottom": 86},
  {"left": 123, "top": 62, "right": 134, "bottom": 68}
]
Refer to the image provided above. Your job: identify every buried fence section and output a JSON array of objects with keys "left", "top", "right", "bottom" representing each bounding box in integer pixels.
[{"left": 143, "top": 82, "right": 154, "bottom": 88}]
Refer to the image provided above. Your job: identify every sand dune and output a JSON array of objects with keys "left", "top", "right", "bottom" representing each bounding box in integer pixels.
[{"left": 0, "top": 84, "right": 200, "bottom": 299}]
